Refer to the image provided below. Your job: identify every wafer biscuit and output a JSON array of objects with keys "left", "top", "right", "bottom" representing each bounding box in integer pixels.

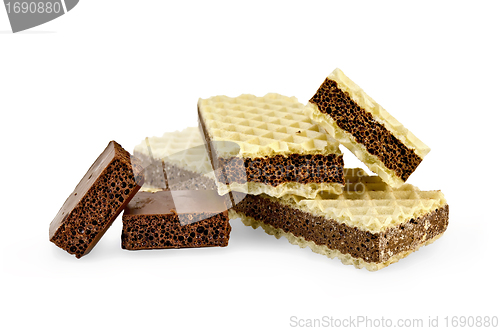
[
  {"left": 229, "top": 169, "right": 448, "bottom": 271},
  {"left": 305, "top": 69, "right": 430, "bottom": 187},
  {"left": 198, "top": 93, "right": 344, "bottom": 198}
]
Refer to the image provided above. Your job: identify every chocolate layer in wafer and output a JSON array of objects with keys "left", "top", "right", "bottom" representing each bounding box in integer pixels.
[
  {"left": 50, "top": 141, "right": 144, "bottom": 258},
  {"left": 122, "top": 190, "right": 231, "bottom": 250},
  {"left": 305, "top": 69, "right": 430, "bottom": 187},
  {"left": 229, "top": 169, "right": 448, "bottom": 271},
  {"left": 198, "top": 93, "right": 345, "bottom": 199}
]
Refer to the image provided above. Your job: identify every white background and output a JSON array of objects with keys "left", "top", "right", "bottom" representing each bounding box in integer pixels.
[{"left": 1, "top": 1, "right": 499, "bottom": 330}]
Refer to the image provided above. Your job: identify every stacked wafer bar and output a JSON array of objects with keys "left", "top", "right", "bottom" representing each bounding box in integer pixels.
[
  {"left": 196, "top": 75, "right": 446, "bottom": 270},
  {"left": 198, "top": 93, "right": 345, "bottom": 199},
  {"left": 50, "top": 67, "right": 446, "bottom": 268},
  {"left": 230, "top": 169, "right": 448, "bottom": 271}
]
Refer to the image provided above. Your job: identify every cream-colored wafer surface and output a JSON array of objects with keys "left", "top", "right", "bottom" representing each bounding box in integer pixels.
[{"left": 198, "top": 93, "right": 342, "bottom": 158}]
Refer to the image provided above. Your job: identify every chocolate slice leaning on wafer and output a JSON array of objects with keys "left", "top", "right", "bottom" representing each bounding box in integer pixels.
[
  {"left": 49, "top": 141, "right": 144, "bottom": 258},
  {"left": 305, "top": 68, "right": 430, "bottom": 187}
]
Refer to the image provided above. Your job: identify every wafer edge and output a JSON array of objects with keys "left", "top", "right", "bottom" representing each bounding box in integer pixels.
[{"left": 216, "top": 180, "right": 343, "bottom": 199}]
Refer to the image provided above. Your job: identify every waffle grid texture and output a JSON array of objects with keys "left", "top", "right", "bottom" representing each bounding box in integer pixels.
[
  {"left": 278, "top": 168, "right": 446, "bottom": 233},
  {"left": 198, "top": 93, "right": 342, "bottom": 158},
  {"left": 305, "top": 68, "right": 430, "bottom": 188}
]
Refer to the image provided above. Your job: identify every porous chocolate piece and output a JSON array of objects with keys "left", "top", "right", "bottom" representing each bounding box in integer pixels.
[
  {"left": 305, "top": 68, "right": 430, "bottom": 187},
  {"left": 198, "top": 93, "right": 345, "bottom": 199},
  {"left": 230, "top": 169, "right": 449, "bottom": 271},
  {"left": 122, "top": 190, "right": 231, "bottom": 250},
  {"left": 49, "top": 141, "right": 144, "bottom": 258}
]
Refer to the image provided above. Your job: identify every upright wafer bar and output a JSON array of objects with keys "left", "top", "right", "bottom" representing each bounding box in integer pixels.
[
  {"left": 305, "top": 69, "right": 430, "bottom": 187},
  {"left": 198, "top": 93, "right": 345, "bottom": 199},
  {"left": 229, "top": 169, "right": 448, "bottom": 271},
  {"left": 50, "top": 141, "right": 144, "bottom": 258},
  {"left": 122, "top": 190, "right": 231, "bottom": 250},
  {"left": 134, "top": 127, "right": 216, "bottom": 191}
]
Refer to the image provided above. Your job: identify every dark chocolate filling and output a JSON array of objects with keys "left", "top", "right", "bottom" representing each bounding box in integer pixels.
[
  {"left": 198, "top": 107, "right": 345, "bottom": 187},
  {"left": 233, "top": 194, "right": 449, "bottom": 263},
  {"left": 309, "top": 78, "right": 422, "bottom": 182}
]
